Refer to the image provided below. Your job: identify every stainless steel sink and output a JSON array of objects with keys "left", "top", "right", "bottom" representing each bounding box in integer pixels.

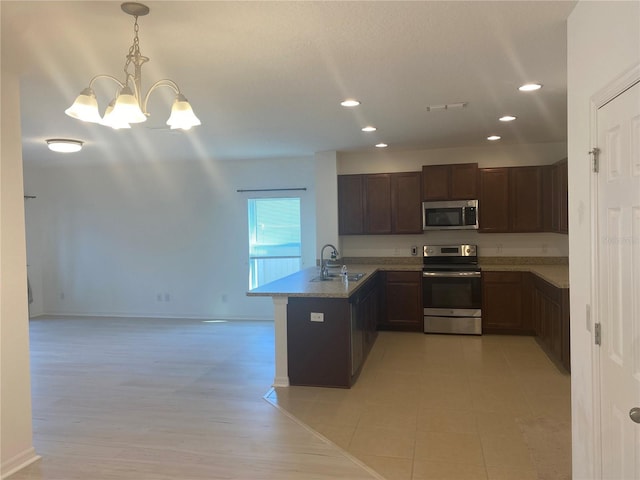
[{"left": 310, "top": 272, "right": 366, "bottom": 282}]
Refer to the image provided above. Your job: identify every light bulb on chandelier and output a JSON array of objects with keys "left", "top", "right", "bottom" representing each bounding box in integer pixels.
[{"left": 65, "top": 2, "right": 201, "bottom": 131}]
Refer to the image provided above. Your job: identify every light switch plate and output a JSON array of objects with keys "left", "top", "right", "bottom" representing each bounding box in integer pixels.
[{"left": 310, "top": 312, "right": 324, "bottom": 322}]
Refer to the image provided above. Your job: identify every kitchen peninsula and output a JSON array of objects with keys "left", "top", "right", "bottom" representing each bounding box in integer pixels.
[
  {"left": 247, "top": 262, "right": 420, "bottom": 388},
  {"left": 248, "top": 257, "right": 570, "bottom": 387}
]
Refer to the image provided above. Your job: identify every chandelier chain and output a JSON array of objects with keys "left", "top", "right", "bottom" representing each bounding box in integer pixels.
[{"left": 123, "top": 15, "right": 142, "bottom": 78}]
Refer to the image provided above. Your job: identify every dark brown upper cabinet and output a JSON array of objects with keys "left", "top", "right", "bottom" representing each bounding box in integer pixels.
[
  {"left": 391, "top": 171, "right": 423, "bottom": 234},
  {"left": 364, "top": 174, "right": 392, "bottom": 234},
  {"left": 478, "top": 166, "right": 544, "bottom": 233},
  {"left": 510, "top": 166, "right": 544, "bottom": 232},
  {"left": 422, "top": 163, "right": 478, "bottom": 201},
  {"left": 478, "top": 168, "right": 510, "bottom": 232},
  {"left": 542, "top": 159, "right": 569, "bottom": 235},
  {"left": 338, "top": 172, "right": 422, "bottom": 235},
  {"left": 338, "top": 174, "right": 365, "bottom": 234}
]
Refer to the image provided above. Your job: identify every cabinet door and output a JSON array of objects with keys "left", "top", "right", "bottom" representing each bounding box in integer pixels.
[
  {"left": 450, "top": 163, "right": 478, "bottom": 199},
  {"left": 364, "top": 174, "right": 392, "bottom": 234},
  {"left": 392, "top": 172, "right": 423, "bottom": 234},
  {"left": 556, "top": 159, "right": 569, "bottom": 234},
  {"left": 422, "top": 165, "right": 450, "bottom": 201},
  {"left": 361, "top": 275, "right": 380, "bottom": 355},
  {"left": 482, "top": 271, "right": 533, "bottom": 334},
  {"left": 338, "top": 175, "right": 364, "bottom": 235},
  {"left": 542, "top": 165, "right": 554, "bottom": 232},
  {"left": 382, "top": 271, "right": 422, "bottom": 331},
  {"left": 287, "top": 298, "right": 351, "bottom": 387},
  {"left": 478, "top": 168, "right": 510, "bottom": 232},
  {"left": 510, "top": 166, "right": 544, "bottom": 232}
]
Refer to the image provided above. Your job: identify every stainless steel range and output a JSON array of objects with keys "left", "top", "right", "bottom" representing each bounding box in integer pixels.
[{"left": 422, "top": 244, "right": 482, "bottom": 335}]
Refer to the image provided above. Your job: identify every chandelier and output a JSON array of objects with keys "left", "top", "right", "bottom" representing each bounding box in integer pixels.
[{"left": 65, "top": 2, "right": 201, "bottom": 130}]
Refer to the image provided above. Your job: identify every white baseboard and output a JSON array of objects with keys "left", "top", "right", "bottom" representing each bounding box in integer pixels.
[
  {"left": 32, "top": 312, "right": 274, "bottom": 322},
  {"left": 1, "top": 447, "right": 40, "bottom": 479}
]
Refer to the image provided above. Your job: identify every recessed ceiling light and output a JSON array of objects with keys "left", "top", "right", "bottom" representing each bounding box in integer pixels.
[
  {"left": 518, "top": 83, "right": 542, "bottom": 92},
  {"left": 362, "top": 126, "right": 377, "bottom": 132},
  {"left": 46, "top": 139, "right": 84, "bottom": 153},
  {"left": 341, "top": 99, "right": 360, "bottom": 107},
  {"left": 487, "top": 135, "right": 501, "bottom": 141},
  {"left": 375, "top": 143, "right": 388, "bottom": 148},
  {"left": 499, "top": 115, "right": 517, "bottom": 122}
]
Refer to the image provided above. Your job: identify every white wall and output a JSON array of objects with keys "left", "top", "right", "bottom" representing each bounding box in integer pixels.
[
  {"left": 567, "top": 2, "right": 640, "bottom": 478},
  {"left": 338, "top": 142, "right": 569, "bottom": 258},
  {"left": 23, "top": 156, "right": 316, "bottom": 320},
  {"left": 314, "top": 151, "right": 340, "bottom": 255},
  {"left": 0, "top": 60, "right": 39, "bottom": 477}
]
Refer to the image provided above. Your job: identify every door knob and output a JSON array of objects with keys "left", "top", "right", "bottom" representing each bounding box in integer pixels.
[{"left": 630, "top": 407, "right": 640, "bottom": 424}]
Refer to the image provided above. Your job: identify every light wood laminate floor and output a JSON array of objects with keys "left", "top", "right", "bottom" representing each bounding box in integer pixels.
[
  {"left": 9, "top": 317, "right": 382, "bottom": 480},
  {"left": 11, "top": 317, "right": 570, "bottom": 480}
]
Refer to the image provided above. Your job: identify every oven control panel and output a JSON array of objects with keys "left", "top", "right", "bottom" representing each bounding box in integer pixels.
[{"left": 423, "top": 244, "right": 477, "bottom": 258}]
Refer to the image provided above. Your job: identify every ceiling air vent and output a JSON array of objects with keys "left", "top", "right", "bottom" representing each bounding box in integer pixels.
[{"left": 426, "top": 102, "right": 468, "bottom": 112}]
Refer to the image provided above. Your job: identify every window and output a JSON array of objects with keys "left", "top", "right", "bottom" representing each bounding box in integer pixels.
[{"left": 248, "top": 197, "right": 301, "bottom": 289}]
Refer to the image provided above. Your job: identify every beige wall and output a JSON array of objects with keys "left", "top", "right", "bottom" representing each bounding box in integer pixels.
[
  {"left": 568, "top": 1, "right": 640, "bottom": 478},
  {"left": 0, "top": 65, "right": 39, "bottom": 476},
  {"left": 337, "top": 141, "right": 567, "bottom": 173}
]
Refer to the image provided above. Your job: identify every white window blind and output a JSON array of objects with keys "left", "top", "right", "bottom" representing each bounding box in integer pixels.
[{"left": 248, "top": 197, "right": 301, "bottom": 289}]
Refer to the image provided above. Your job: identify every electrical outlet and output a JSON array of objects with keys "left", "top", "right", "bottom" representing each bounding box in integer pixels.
[
  {"left": 157, "top": 293, "right": 162, "bottom": 302},
  {"left": 221, "top": 294, "right": 228, "bottom": 303},
  {"left": 310, "top": 312, "right": 324, "bottom": 322}
]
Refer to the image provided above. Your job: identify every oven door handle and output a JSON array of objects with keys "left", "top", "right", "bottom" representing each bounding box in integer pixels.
[{"left": 422, "top": 271, "right": 481, "bottom": 278}]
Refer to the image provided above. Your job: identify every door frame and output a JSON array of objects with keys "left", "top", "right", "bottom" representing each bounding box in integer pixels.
[{"left": 589, "top": 62, "right": 640, "bottom": 479}]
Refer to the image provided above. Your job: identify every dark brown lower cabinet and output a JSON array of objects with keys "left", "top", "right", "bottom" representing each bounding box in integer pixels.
[
  {"left": 481, "top": 271, "right": 534, "bottom": 334},
  {"left": 532, "top": 275, "right": 570, "bottom": 372},
  {"left": 379, "top": 271, "right": 423, "bottom": 332},
  {"left": 482, "top": 270, "right": 570, "bottom": 371},
  {"left": 286, "top": 274, "right": 380, "bottom": 388}
]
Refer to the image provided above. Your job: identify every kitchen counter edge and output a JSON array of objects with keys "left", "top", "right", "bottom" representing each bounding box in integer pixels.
[
  {"left": 246, "top": 264, "right": 420, "bottom": 298},
  {"left": 247, "top": 262, "right": 569, "bottom": 298}
]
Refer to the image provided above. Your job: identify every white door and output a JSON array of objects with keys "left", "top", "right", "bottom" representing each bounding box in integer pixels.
[{"left": 596, "top": 79, "right": 640, "bottom": 479}]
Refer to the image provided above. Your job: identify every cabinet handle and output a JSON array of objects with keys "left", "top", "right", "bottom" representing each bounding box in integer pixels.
[{"left": 422, "top": 271, "right": 481, "bottom": 278}]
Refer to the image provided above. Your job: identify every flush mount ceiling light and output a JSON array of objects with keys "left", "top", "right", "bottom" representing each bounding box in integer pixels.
[
  {"left": 46, "top": 139, "right": 84, "bottom": 153},
  {"left": 362, "top": 126, "right": 377, "bottom": 132},
  {"left": 375, "top": 143, "right": 388, "bottom": 148},
  {"left": 487, "top": 135, "right": 501, "bottom": 141},
  {"left": 499, "top": 115, "right": 517, "bottom": 122},
  {"left": 65, "top": 2, "right": 200, "bottom": 131},
  {"left": 518, "top": 83, "right": 543, "bottom": 92},
  {"left": 341, "top": 99, "right": 361, "bottom": 107}
]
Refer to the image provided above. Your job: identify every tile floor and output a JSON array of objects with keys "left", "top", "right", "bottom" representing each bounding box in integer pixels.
[{"left": 266, "top": 331, "right": 572, "bottom": 480}]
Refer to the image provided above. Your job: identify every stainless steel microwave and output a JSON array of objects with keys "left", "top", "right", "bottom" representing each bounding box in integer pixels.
[{"left": 422, "top": 200, "right": 479, "bottom": 230}]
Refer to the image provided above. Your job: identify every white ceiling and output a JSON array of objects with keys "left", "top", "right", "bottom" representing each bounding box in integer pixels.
[{"left": 3, "top": 1, "right": 576, "bottom": 165}]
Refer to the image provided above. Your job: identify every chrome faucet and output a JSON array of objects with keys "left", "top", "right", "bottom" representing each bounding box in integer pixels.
[{"left": 320, "top": 244, "right": 339, "bottom": 280}]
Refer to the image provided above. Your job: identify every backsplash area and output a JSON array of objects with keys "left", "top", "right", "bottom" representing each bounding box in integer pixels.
[{"left": 340, "top": 230, "right": 569, "bottom": 259}]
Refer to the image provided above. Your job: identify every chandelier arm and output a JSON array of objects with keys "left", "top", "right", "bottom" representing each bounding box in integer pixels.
[
  {"left": 141, "top": 79, "right": 181, "bottom": 115},
  {"left": 87, "top": 74, "right": 126, "bottom": 91}
]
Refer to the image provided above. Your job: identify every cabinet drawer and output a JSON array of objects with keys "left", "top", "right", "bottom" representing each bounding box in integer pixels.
[{"left": 386, "top": 271, "right": 421, "bottom": 283}]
